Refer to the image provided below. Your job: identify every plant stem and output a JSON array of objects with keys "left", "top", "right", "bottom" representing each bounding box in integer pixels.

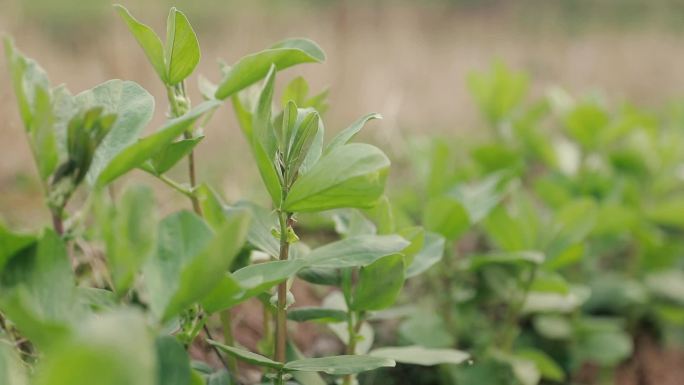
[
  {"left": 275, "top": 211, "right": 292, "bottom": 363},
  {"left": 343, "top": 311, "right": 358, "bottom": 385},
  {"left": 156, "top": 174, "right": 194, "bottom": 198},
  {"left": 183, "top": 131, "right": 203, "bottom": 216},
  {"left": 220, "top": 310, "right": 239, "bottom": 377},
  {"left": 440, "top": 245, "right": 457, "bottom": 338},
  {"left": 167, "top": 82, "right": 231, "bottom": 376},
  {"left": 500, "top": 265, "right": 538, "bottom": 351},
  {"left": 51, "top": 210, "right": 64, "bottom": 235}
]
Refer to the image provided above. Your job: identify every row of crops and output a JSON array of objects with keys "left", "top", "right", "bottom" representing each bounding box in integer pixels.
[{"left": 1, "top": 5, "right": 683, "bottom": 385}]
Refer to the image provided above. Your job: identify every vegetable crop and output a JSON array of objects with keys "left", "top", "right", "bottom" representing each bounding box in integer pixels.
[{"left": 2, "top": 6, "right": 683, "bottom": 385}]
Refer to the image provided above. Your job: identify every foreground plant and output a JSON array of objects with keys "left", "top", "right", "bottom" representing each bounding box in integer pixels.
[{"left": 0, "top": 4, "right": 475, "bottom": 385}]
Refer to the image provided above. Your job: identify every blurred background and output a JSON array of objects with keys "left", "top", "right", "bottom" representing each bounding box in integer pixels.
[{"left": 3, "top": 0, "right": 684, "bottom": 225}]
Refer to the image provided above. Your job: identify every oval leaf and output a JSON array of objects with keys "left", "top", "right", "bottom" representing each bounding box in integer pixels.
[
  {"left": 369, "top": 346, "right": 470, "bottom": 366},
  {"left": 284, "top": 355, "right": 395, "bottom": 375},
  {"left": 96, "top": 100, "right": 219, "bottom": 187},
  {"left": 214, "top": 38, "right": 325, "bottom": 100},
  {"left": 284, "top": 143, "right": 390, "bottom": 212},
  {"left": 206, "top": 340, "right": 283, "bottom": 370},
  {"left": 165, "top": 7, "right": 200, "bottom": 84},
  {"left": 114, "top": 4, "right": 167, "bottom": 82}
]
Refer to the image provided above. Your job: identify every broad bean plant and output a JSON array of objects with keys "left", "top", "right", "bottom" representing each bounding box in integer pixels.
[
  {"left": 387, "top": 62, "right": 684, "bottom": 385},
  {"left": 0, "top": 5, "right": 467, "bottom": 385}
]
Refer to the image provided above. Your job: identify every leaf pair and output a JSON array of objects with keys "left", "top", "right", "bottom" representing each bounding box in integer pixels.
[
  {"left": 207, "top": 341, "right": 395, "bottom": 376},
  {"left": 201, "top": 234, "right": 410, "bottom": 313},
  {"left": 115, "top": 5, "right": 200, "bottom": 85},
  {"left": 97, "top": 100, "right": 220, "bottom": 187}
]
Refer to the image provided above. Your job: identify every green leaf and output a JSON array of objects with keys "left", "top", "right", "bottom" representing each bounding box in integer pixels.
[
  {"left": 287, "top": 307, "right": 348, "bottom": 323},
  {"left": 96, "top": 100, "right": 219, "bottom": 186},
  {"left": 423, "top": 195, "right": 469, "bottom": 240},
  {"left": 564, "top": 101, "right": 610, "bottom": 149},
  {"left": 215, "top": 38, "right": 325, "bottom": 99},
  {"left": 165, "top": 7, "right": 201, "bottom": 84},
  {"left": 284, "top": 143, "right": 390, "bottom": 212},
  {"left": 77, "top": 79, "right": 155, "bottom": 184},
  {"left": 4, "top": 37, "right": 50, "bottom": 128},
  {"left": 406, "top": 232, "right": 445, "bottom": 278},
  {"left": 529, "top": 271, "right": 569, "bottom": 294},
  {"left": 352, "top": 254, "right": 405, "bottom": 311},
  {"left": 155, "top": 336, "right": 191, "bottom": 385},
  {"left": 448, "top": 358, "right": 516, "bottom": 385},
  {"left": 195, "top": 183, "right": 228, "bottom": 231},
  {"left": 232, "top": 260, "right": 306, "bottom": 298},
  {"left": 96, "top": 185, "right": 157, "bottom": 293},
  {"left": 284, "top": 355, "right": 395, "bottom": 375},
  {"left": 4, "top": 38, "right": 59, "bottom": 181},
  {"left": 646, "top": 196, "right": 684, "bottom": 228},
  {"left": 645, "top": 270, "right": 684, "bottom": 305},
  {"left": 202, "top": 259, "right": 305, "bottom": 313},
  {"left": 514, "top": 348, "right": 565, "bottom": 382},
  {"left": 369, "top": 346, "right": 470, "bottom": 366},
  {"left": 325, "top": 113, "right": 382, "bottom": 153},
  {"left": 297, "top": 266, "right": 341, "bottom": 286},
  {"left": 399, "top": 311, "right": 454, "bottom": 349},
  {"left": 206, "top": 340, "right": 283, "bottom": 369},
  {"left": 199, "top": 273, "right": 244, "bottom": 313},
  {"left": 280, "top": 76, "right": 329, "bottom": 113},
  {"left": 33, "top": 310, "right": 155, "bottom": 385},
  {"left": 333, "top": 209, "right": 377, "bottom": 239},
  {"left": 0, "top": 229, "right": 78, "bottom": 349},
  {"left": 462, "top": 251, "right": 544, "bottom": 271},
  {"left": 144, "top": 209, "right": 250, "bottom": 321},
  {"left": 448, "top": 172, "right": 506, "bottom": 224},
  {"left": 305, "top": 235, "right": 409, "bottom": 269},
  {"left": 546, "top": 198, "right": 597, "bottom": 261},
  {"left": 0, "top": 345, "right": 28, "bottom": 385},
  {"left": 573, "top": 322, "right": 632, "bottom": 367},
  {"left": 286, "top": 342, "right": 326, "bottom": 385},
  {"left": 204, "top": 235, "right": 406, "bottom": 312},
  {"left": 282, "top": 76, "right": 309, "bottom": 107},
  {"left": 533, "top": 315, "right": 572, "bottom": 340},
  {"left": 285, "top": 108, "right": 320, "bottom": 180},
  {"left": 468, "top": 61, "right": 528, "bottom": 125},
  {"left": 30, "top": 86, "right": 58, "bottom": 180},
  {"left": 0, "top": 223, "right": 36, "bottom": 273},
  {"left": 141, "top": 211, "right": 210, "bottom": 319},
  {"left": 150, "top": 135, "right": 203, "bottom": 175},
  {"left": 114, "top": 4, "right": 167, "bottom": 82},
  {"left": 235, "top": 201, "right": 280, "bottom": 257},
  {"left": 249, "top": 66, "right": 282, "bottom": 204}
]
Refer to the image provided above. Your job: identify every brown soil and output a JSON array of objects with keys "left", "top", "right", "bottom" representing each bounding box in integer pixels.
[{"left": 615, "top": 335, "right": 684, "bottom": 385}]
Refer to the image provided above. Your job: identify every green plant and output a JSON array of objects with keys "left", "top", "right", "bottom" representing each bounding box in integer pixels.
[
  {"left": 385, "top": 61, "right": 684, "bottom": 385},
  {"left": 0, "top": 5, "right": 475, "bottom": 385}
]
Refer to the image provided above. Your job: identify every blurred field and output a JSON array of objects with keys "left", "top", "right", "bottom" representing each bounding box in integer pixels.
[{"left": 3, "top": 0, "right": 684, "bottom": 227}]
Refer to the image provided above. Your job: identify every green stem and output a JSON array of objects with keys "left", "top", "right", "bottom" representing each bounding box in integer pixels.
[
  {"left": 167, "top": 82, "right": 232, "bottom": 376},
  {"left": 156, "top": 174, "right": 194, "bottom": 198},
  {"left": 341, "top": 268, "right": 361, "bottom": 385},
  {"left": 220, "top": 310, "right": 239, "bottom": 377},
  {"left": 500, "top": 265, "right": 538, "bottom": 351},
  {"left": 275, "top": 211, "right": 292, "bottom": 364},
  {"left": 51, "top": 209, "right": 64, "bottom": 236},
  {"left": 439, "top": 244, "right": 457, "bottom": 339}
]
